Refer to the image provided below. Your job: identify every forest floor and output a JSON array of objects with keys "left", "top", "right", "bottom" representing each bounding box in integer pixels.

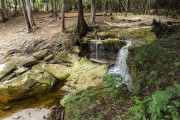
[
  {"left": 0, "top": 12, "right": 176, "bottom": 61},
  {"left": 0, "top": 12, "right": 179, "bottom": 120}
]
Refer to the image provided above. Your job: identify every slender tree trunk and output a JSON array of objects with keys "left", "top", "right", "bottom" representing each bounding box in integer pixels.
[
  {"left": 77, "top": 0, "right": 89, "bottom": 37},
  {"left": 90, "top": 0, "right": 96, "bottom": 25},
  {"left": 51, "top": 0, "right": 53, "bottom": 14},
  {"left": 25, "top": 0, "right": 35, "bottom": 28},
  {"left": 20, "top": 0, "right": 31, "bottom": 32},
  {"left": 125, "top": 0, "right": 128, "bottom": 17},
  {"left": 166, "top": 0, "right": 172, "bottom": 17},
  {"left": 52, "top": 0, "right": 57, "bottom": 19},
  {"left": 71, "top": 0, "right": 76, "bottom": 11},
  {"left": 120, "top": 0, "right": 125, "bottom": 12},
  {"left": 61, "top": 0, "right": 65, "bottom": 31},
  {"left": 0, "top": 0, "right": 7, "bottom": 22},
  {"left": 14, "top": 0, "right": 18, "bottom": 16}
]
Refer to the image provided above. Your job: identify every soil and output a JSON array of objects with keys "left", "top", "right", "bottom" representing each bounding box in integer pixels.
[
  {"left": 0, "top": 12, "right": 176, "bottom": 62},
  {"left": 0, "top": 12, "right": 179, "bottom": 120}
]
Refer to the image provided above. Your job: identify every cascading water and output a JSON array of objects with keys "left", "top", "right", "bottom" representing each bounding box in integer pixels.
[
  {"left": 108, "top": 39, "right": 133, "bottom": 91},
  {"left": 89, "top": 35, "right": 105, "bottom": 62}
]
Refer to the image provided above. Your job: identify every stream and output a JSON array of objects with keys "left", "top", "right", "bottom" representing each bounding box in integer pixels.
[{"left": 108, "top": 39, "right": 133, "bottom": 91}]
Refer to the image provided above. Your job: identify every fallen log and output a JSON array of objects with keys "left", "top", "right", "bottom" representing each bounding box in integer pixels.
[{"left": 152, "top": 19, "right": 180, "bottom": 37}]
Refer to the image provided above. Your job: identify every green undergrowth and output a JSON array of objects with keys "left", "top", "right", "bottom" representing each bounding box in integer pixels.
[
  {"left": 129, "top": 33, "right": 180, "bottom": 96},
  {"left": 64, "top": 85, "right": 130, "bottom": 120},
  {"left": 126, "top": 83, "right": 180, "bottom": 120},
  {"left": 64, "top": 33, "right": 179, "bottom": 119}
]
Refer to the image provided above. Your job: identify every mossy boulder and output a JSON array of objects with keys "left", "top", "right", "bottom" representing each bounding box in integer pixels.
[
  {"left": 55, "top": 53, "right": 80, "bottom": 64},
  {"left": 0, "top": 62, "right": 16, "bottom": 81},
  {"left": 45, "top": 64, "right": 71, "bottom": 80},
  {"left": 16, "top": 56, "right": 37, "bottom": 67},
  {"left": 44, "top": 54, "right": 54, "bottom": 61},
  {"left": 33, "top": 49, "right": 48, "bottom": 60},
  {"left": 70, "top": 46, "right": 80, "bottom": 54},
  {"left": 15, "top": 67, "right": 29, "bottom": 75},
  {"left": 0, "top": 71, "right": 56, "bottom": 103},
  {"left": 32, "top": 63, "right": 46, "bottom": 73},
  {"left": 60, "top": 58, "right": 108, "bottom": 105}
]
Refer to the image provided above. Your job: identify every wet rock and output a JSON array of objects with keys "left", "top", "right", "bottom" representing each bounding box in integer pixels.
[
  {"left": 33, "top": 49, "right": 48, "bottom": 60},
  {"left": 60, "top": 58, "right": 108, "bottom": 105},
  {"left": 15, "top": 67, "right": 29, "bottom": 75},
  {"left": 70, "top": 46, "right": 80, "bottom": 54},
  {"left": 0, "top": 62, "right": 16, "bottom": 81},
  {"left": 17, "top": 56, "right": 37, "bottom": 67},
  {"left": 55, "top": 52, "right": 80, "bottom": 64},
  {"left": 45, "top": 64, "right": 71, "bottom": 80},
  {"left": 0, "top": 71, "right": 56, "bottom": 103},
  {"left": 44, "top": 54, "right": 54, "bottom": 61},
  {"left": 1, "top": 73, "right": 16, "bottom": 82},
  {"left": 32, "top": 63, "right": 45, "bottom": 73}
]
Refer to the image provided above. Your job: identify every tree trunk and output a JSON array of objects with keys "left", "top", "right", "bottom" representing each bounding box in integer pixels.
[
  {"left": 52, "top": 0, "right": 57, "bottom": 19},
  {"left": 166, "top": 0, "right": 172, "bottom": 17},
  {"left": 51, "top": 0, "right": 54, "bottom": 15},
  {"left": 61, "top": 0, "right": 65, "bottom": 31},
  {"left": 77, "top": 0, "right": 89, "bottom": 37},
  {"left": 20, "top": 0, "right": 31, "bottom": 32},
  {"left": 90, "top": 0, "right": 96, "bottom": 25},
  {"left": 0, "top": 0, "right": 7, "bottom": 22},
  {"left": 14, "top": 0, "right": 18, "bottom": 16},
  {"left": 25, "top": 0, "right": 35, "bottom": 28},
  {"left": 125, "top": 0, "right": 128, "bottom": 17}
]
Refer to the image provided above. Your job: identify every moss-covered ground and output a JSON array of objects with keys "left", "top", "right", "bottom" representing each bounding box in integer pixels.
[{"left": 63, "top": 29, "right": 180, "bottom": 120}]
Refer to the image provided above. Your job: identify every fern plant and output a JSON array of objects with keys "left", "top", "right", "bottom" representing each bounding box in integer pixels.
[{"left": 127, "top": 84, "right": 180, "bottom": 120}]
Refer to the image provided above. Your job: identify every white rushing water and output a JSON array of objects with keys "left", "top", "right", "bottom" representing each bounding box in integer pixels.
[{"left": 108, "top": 39, "right": 133, "bottom": 91}]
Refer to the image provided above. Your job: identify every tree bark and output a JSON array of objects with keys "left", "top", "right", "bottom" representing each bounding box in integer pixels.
[
  {"left": 20, "top": 0, "right": 31, "bottom": 32},
  {"left": 0, "top": 0, "right": 7, "bottom": 22},
  {"left": 77, "top": 0, "right": 89, "bottom": 37},
  {"left": 51, "top": 0, "right": 54, "bottom": 15},
  {"left": 90, "top": 0, "right": 96, "bottom": 25},
  {"left": 61, "top": 0, "right": 65, "bottom": 31},
  {"left": 52, "top": 0, "right": 57, "bottom": 19},
  {"left": 166, "top": 0, "right": 172, "bottom": 17},
  {"left": 25, "top": 0, "right": 35, "bottom": 28},
  {"left": 125, "top": 0, "right": 128, "bottom": 17}
]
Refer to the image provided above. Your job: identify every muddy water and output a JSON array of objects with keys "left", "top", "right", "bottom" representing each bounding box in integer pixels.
[{"left": 0, "top": 89, "right": 63, "bottom": 119}]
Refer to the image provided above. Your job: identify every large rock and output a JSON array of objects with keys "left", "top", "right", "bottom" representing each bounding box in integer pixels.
[
  {"left": 45, "top": 64, "right": 71, "bottom": 80},
  {"left": 16, "top": 56, "right": 37, "bottom": 67},
  {"left": 60, "top": 58, "right": 108, "bottom": 105},
  {"left": 0, "top": 62, "right": 16, "bottom": 81},
  {"left": 70, "top": 46, "right": 80, "bottom": 54},
  {"left": 0, "top": 71, "right": 56, "bottom": 103},
  {"left": 55, "top": 52, "right": 80, "bottom": 64},
  {"left": 33, "top": 49, "right": 48, "bottom": 60},
  {"left": 32, "top": 63, "right": 46, "bottom": 73}
]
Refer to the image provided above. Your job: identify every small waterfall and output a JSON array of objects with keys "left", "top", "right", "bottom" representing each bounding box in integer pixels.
[
  {"left": 89, "top": 35, "right": 105, "bottom": 63},
  {"left": 108, "top": 39, "right": 133, "bottom": 91}
]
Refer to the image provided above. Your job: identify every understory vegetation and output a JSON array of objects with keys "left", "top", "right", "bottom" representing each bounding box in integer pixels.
[{"left": 64, "top": 33, "right": 180, "bottom": 120}]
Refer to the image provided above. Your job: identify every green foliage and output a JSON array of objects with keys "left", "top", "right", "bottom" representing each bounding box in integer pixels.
[
  {"left": 127, "top": 84, "right": 180, "bottom": 120},
  {"left": 130, "top": 33, "right": 179, "bottom": 95},
  {"left": 64, "top": 86, "right": 125, "bottom": 120},
  {"left": 103, "top": 74, "right": 123, "bottom": 87}
]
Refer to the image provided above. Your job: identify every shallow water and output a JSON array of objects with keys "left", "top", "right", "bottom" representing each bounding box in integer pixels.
[{"left": 3, "top": 108, "right": 50, "bottom": 120}]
